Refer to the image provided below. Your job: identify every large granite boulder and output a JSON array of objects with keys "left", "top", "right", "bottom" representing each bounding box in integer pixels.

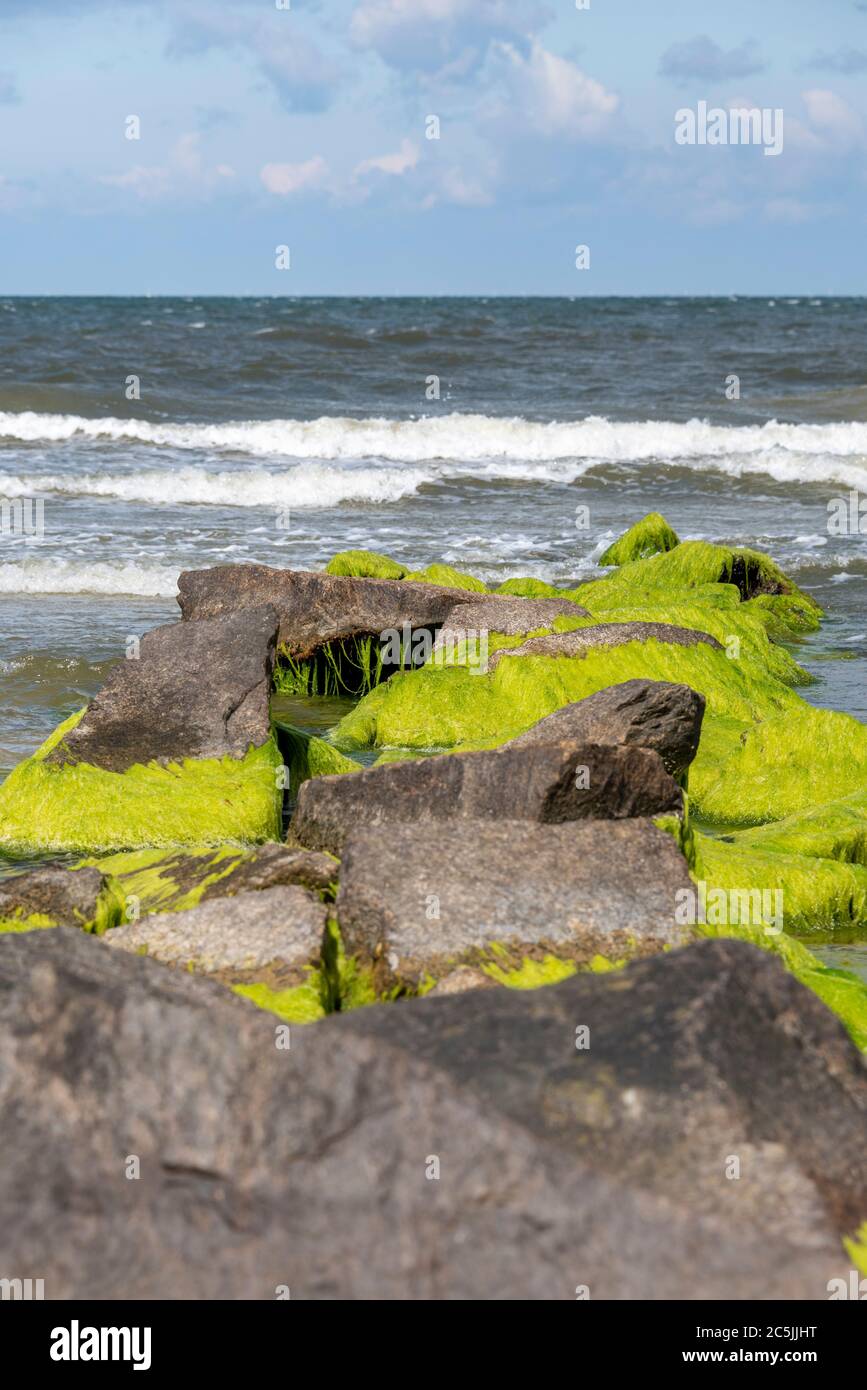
[
  {"left": 45, "top": 606, "right": 278, "bottom": 774},
  {"left": 177, "top": 565, "right": 480, "bottom": 660},
  {"left": 0, "top": 608, "right": 283, "bottom": 853},
  {"left": 0, "top": 930, "right": 858, "bottom": 1299},
  {"left": 488, "top": 621, "right": 723, "bottom": 671},
  {"left": 506, "top": 679, "right": 705, "bottom": 778},
  {"left": 335, "top": 818, "right": 694, "bottom": 993},
  {"left": 292, "top": 743, "right": 682, "bottom": 855},
  {"left": 105, "top": 885, "right": 327, "bottom": 989}
]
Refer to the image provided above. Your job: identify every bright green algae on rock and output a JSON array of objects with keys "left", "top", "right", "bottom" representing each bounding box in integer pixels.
[
  {"left": 0, "top": 708, "right": 284, "bottom": 854},
  {"left": 273, "top": 635, "right": 384, "bottom": 698},
  {"left": 325, "top": 549, "right": 407, "bottom": 579},
  {"left": 0, "top": 911, "right": 56, "bottom": 933},
  {"left": 274, "top": 721, "right": 359, "bottom": 797},
  {"left": 495, "top": 577, "right": 565, "bottom": 598},
  {"left": 599, "top": 512, "right": 680, "bottom": 566},
  {"left": 233, "top": 973, "right": 329, "bottom": 1024},
  {"left": 402, "top": 563, "right": 488, "bottom": 592},
  {"left": 80, "top": 844, "right": 262, "bottom": 917}
]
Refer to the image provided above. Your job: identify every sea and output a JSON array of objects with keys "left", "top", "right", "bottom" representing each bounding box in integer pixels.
[{"left": 1, "top": 296, "right": 865, "bottom": 969}]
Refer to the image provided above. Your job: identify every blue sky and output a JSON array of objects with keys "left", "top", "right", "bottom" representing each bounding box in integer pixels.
[{"left": 1, "top": 0, "right": 867, "bottom": 293}]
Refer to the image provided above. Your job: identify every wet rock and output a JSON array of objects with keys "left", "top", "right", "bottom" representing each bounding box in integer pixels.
[
  {"left": 292, "top": 742, "right": 682, "bottom": 855},
  {"left": 432, "top": 595, "right": 589, "bottom": 653}
]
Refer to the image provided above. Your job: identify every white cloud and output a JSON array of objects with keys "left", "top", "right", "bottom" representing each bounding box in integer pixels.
[
  {"left": 260, "top": 156, "right": 330, "bottom": 195},
  {"left": 490, "top": 40, "right": 619, "bottom": 140},
  {"left": 355, "top": 139, "right": 419, "bottom": 177},
  {"left": 350, "top": 0, "right": 548, "bottom": 76},
  {"left": 801, "top": 89, "right": 863, "bottom": 146},
  {"left": 99, "top": 133, "right": 235, "bottom": 200}
]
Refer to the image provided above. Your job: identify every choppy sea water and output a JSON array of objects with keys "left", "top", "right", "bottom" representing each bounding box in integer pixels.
[{"left": 1, "top": 297, "right": 865, "bottom": 964}]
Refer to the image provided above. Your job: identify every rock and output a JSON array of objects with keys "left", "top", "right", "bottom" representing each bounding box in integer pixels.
[
  {"left": 177, "top": 565, "right": 479, "bottom": 660},
  {"left": 0, "top": 929, "right": 856, "bottom": 1299},
  {"left": 46, "top": 606, "right": 279, "bottom": 774},
  {"left": 427, "top": 966, "right": 499, "bottom": 996},
  {"left": 335, "top": 818, "right": 693, "bottom": 994},
  {"left": 345, "top": 938, "right": 867, "bottom": 1255},
  {"left": 489, "top": 620, "right": 723, "bottom": 671},
  {"left": 0, "top": 609, "right": 283, "bottom": 852},
  {"left": 432, "top": 595, "right": 589, "bottom": 655},
  {"left": 599, "top": 512, "right": 680, "bottom": 567},
  {"left": 506, "top": 679, "right": 705, "bottom": 778},
  {"left": 0, "top": 865, "right": 108, "bottom": 929},
  {"left": 292, "top": 743, "right": 683, "bottom": 855},
  {"left": 105, "top": 885, "right": 327, "bottom": 987},
  {"left": 200, "top": 843, "right": 336, "bottom": 899}
]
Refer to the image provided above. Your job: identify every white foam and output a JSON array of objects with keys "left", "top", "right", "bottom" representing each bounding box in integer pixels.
[
  {"left": 0, "top": 559, "right": 178, "bottom": 597},
  {"left": 1, "top": 411, "right": 866, "bottom": 490}
]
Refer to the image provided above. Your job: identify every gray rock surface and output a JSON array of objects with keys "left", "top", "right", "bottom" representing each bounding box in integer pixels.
[
  {"left": 0, "top": 864, "right": 107, "bottom": 927},
  {"left": 336, "top": 817, "right": 693, "bottom": 993},
  {"left": 105, "top": 885, "right": 326, "bottom": 985},
  {"left": 292, "top": 742, "right": 682, "bottom": 855},
  {"left": 0, "top": 930, "right": 856, "bottom": 1299},
  {"left": 45, "top": 606, "right": 278, "bottom": 773},
  {"left": 488, "top": 620, "right": 723, "bottom": 671},
  {"left": 432, "top": 595, "right": 588, "bottom": 652},
  {"left": 506, "top": 679, "right": 705, "bottom": 778},
  {"left": 177, "top": 565, "right": 479, "bottom": 660}
]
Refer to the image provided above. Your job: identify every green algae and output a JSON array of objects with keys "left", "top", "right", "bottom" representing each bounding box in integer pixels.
[
  {"left": 325, "top": 549, "right": 407, "bottom": 580},
  {"left": 844, "top": 1223, "right": 867, "bottom": 1277},
  {"left": 273, "top": 635, "right": 384, "bottom": 698},
  {"left": 402, "top": 563, "right": 488, "bottom": 592},
  {"left": 479, "top": 946, "right": 625, "bottom": 988},
  {"left": 0, "top": 911, "right": 55, "bottom": 933},
  {"left": 0, "top": 709, "right": 283, "bottom": 854},
  {"left": 495, "top": 576, "right": 564, "bottom": 598},
  {"left": 599, "top": 512, "right": 680, "bottom": 566},
  {"left": 274, "top": 721, "right": 359, "bottom": 797},
  {"left": 233, "top": 973, "right": 328, "bottom": 1024},
  {"left": 80, "top": 844, "right": 258, "bottom": 917}
]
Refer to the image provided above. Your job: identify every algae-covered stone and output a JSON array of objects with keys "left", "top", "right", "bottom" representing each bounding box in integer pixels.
[
  {"left": 336, "top": 817, "right": 693, "bottom": 994},
  {"left": 325, "top": 549, "right": 407, "bottom": 580},
  {"left": 293, "top": 743, "right": 682, "bottom": 855},
  {"left": 177, "top": 564, "right": 478, "bottom": 660},
  {"left": 401, "top": 563, "right": 487, "bottom": 592},
  {"left": 599, "top": 512, "right": 680, "bottom": 566},
  {"left": 1, "top": 928, "right": 854, "bottom": 1299},
  {"left": 89, "top": 842, "right": 338, "bottom": 918},
  {"left": 494, "top": 576, "right": 564, "bottom": 598},
  {"left": 105, "top": 884, "right": 327, "bottom": 989},
  {"left": 0, "top": 865, "right": 118, "bottom": 933},
  {"left": 507, "top": 679, "right": 705, "bottom": 779},
  {"left": 488, "top": 620, "right": 723, "bottom": 671},
  {"left": 0, "top": 607, "right": 283, "bottom": 854}
]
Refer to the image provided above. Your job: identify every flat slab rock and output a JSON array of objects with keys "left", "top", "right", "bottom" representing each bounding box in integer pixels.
[
  {"left": 105, "top": 885, "right": 326, "bottom": 986},
  {"left": 177, "top": 565, "right": 481, "bottom": 659},
  {"left": 488, "top": 620, "right": 723, "bottom": 671},
  {"left": 292, "top": 742, "right": 682, "bottom": 855},
  {"left": 336, "top": 817, "right": 694, "bottom": 993},
  {"left": 432, "top": 595, "right": 588, "bottom": 651},
  {"left": 46, "top": 606, "right": 279, "bottom": 774},
  {"left": 0, "top": 864, "right": 107, "bottom": 927},
  {"left": 0, "top": 929, "right": 857, "bottom": 1299},
  {"left": 507, "top": 679, "right": 705, "bottom": 778}
]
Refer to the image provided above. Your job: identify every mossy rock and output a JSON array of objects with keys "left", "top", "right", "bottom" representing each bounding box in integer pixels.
[
  {"left": 402, "top": 563, "right": 488, "bottom": 592},
  {"left": 599, "top": 512, "right": 680, "bottom": 566},
  {"left": 325, "top": 549, "right": 407, "bottom": 580},
  {"left": 0, "top": 710, "right": 284, "bottom": 854},
  {"left": 495, "top": 577, "right": 564, "bottom": 599}
]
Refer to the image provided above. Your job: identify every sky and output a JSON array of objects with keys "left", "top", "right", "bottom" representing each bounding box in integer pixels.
[{"left": 1, "top": 0, "right": 867, "bottom": 294}]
